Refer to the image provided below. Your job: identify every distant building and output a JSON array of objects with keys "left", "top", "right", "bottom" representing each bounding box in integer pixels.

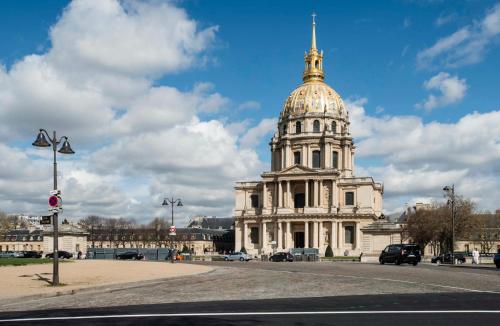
[
  {"left": 187, "top": 216, "right": 234, "bottom": 230},
  {"left": 0, "top": 224, "right": 87, "bottom": 255}
]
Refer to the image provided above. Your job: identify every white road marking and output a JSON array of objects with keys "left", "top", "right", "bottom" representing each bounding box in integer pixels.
[
  {"left": 1, "top": 310, "right": 500, "bottom": 322},
  {"left": 277, "top": 270, "right": 500, "bottom": 294}
]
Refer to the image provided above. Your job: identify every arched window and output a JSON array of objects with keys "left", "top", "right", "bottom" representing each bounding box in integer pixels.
[
  {"left": 331, "top": 121, "right": 337, "bottom": 133},
  {"left": 312, "top": 150, "right": 321, "bottom": 168},
  {"left": 295, "top": 121, "right": 302, "bottom": 134},
  {"left": 313, "top": 120, "right": 320, "bottom": 133},
  {"left": 315, "top": 60, "right": 319, "bottom": 69},
  {"left": 282, "top": 124, "right": 287, "bottom": 135}
]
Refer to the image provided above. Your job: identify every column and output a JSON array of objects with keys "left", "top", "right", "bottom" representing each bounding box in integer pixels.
[
  {"left": 278, "top": 222, "right": 283, "bottom": 249},
  {"left": 318, "top": 221, "right": 323, "bottom": 250},
  {"left": 274, "top": 221, "right": 278, "bottom": 244},
  {"left": 286, "top": 221, "right": 291, "bottom": 249},
  {"left": 302, "top": 144, "right": 307, "bottom": 167},
  {"left": 280, "top": 146, "right": 285, "bottom": 170},
  {"left": 313, "top": 221, "right": 318, "bottom": 248},
  {"left": 263, "top": 182, "right": 267, "bottom": 208},
  {"left": 261, "top": 221, "right": 267, "bottom": 251},
  {"left": 305, "top": 180, "right": 309, "bottom": 207},
  {"left": 243, "top": 222, "right": 248, "bottom": 249},
  {"left": 278, "top": 181, "right": 283, "bottom": 208},
  {"left": 313, "top": 180, "right": 318, "bottom": 207},
  {"left": 330, "top": 221, "right": 335, "bottom": 248},
  {"left": 319, "top": 180, "right": 323, "bottom": 207},
  {"left": 356, "top": 222, "right": 361, "bottom": 250},
  {"left": 337, "top": 222, "right": 340, "bottom": 248},
  {"left": 304, "top": 221, "right": 309, "bottom": 248},
  {"left": 286, "top": 180, "right": 291, "bottom": 208}
]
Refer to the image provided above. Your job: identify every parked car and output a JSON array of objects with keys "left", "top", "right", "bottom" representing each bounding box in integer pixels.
[
  {"left": 45, "top": 251, "right": 73, "bottom": 259},
  {"left": 379, "top": 244, "right": 421, "bottom": 266},
  {"left": 269, "top": 252, "right": 294, "bottom": 262},
  {"left": 116, "top": 251, "right": 144, "bottom": 260},
  {"left": 20, "top": 251, "right": 42, "bottom": 258},
  {"left": 223, "top": 252, "right": 252, "bottom": 261},
  {"left": 494, "top": 252, "right": 500, "bottom": 268},
  {"left": 431, "top": 252, "right": 466, "bottom": 264},
  {"left": 0, "top": 251, "right": 22, "bottom": 258}
]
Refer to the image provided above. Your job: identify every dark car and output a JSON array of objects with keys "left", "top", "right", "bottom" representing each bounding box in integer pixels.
[
  {"left": 379, "top": 244, "right": 421, "bottom": 266},
  {"left": 21, "top": 251, "right": 42, "bottom": 258},
  {"left": 116, "top": 251, "right": 144, "bottom": 260},
  {"left": 269, "top": 252, "right": 294, "bottom": 262},
  {"left": 45, "top": 251, "right": 73, "bottom": 259},
  {"left": 431, "top": 252, "right": 466, "bottom": 264},
  {"left": 494, "top": 252, "right": 500, "bottom": 268}
]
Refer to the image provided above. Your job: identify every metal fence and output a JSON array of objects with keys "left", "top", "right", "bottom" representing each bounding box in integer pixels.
[{"left": 86, "top": 248, "right": 193, "bottom": 261}]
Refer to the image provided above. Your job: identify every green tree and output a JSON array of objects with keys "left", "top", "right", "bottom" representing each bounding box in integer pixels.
[
  {"left": 325, "top": 245, "right": 333, "bottom": 257},
  {"left": 181, "top": 244, "right": 189, "bottom": 253}
]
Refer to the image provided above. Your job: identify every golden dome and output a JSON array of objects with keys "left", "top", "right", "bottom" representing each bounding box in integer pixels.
[
  {"left": 280, "top": 15, "right": 347, "bottom": 120},
  {"left": 281, "top": 81, "right": 346, "bottom": 118}
]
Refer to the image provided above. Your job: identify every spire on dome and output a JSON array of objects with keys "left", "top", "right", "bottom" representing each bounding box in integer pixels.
[
  {"left": 303, "top": 13, "right": 324, "bottom": 83},
  {"left": 311, "top": 12, "right": 317, "bottom": 51}
]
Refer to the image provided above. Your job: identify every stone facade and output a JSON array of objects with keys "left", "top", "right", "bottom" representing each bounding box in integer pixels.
[{"left": 234, "top": 18, "right": 386, "bottom": 257}]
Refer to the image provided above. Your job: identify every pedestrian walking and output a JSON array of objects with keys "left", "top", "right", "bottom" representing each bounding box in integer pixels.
[{"left": 472, "top": 248, "right": 479, "bottom": 264}]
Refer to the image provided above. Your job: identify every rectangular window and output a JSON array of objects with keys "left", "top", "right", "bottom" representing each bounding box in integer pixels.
[
  {"left": 332, "top": 151, "right": 339, "bottom": 169},
  {"left": 250, "top": 194, "right": 259, "bottom": 208},
  {"left": 312, "top": 150, "right": 321, "bottom": 168},
  {"left": 345, "top": 191, "right": 354, "bottom": 205},
  {"left": 250, "top": 227, "right": 259, "bottom": 244},
  {"left": 345, "top": 226, "right": 354, "bottom": 244},
  {"left": 294, "top": 151, "right": 301, "bottom": 165}
]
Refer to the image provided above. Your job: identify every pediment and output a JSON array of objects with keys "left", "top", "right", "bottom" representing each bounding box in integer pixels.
[{"left": 279, "top": 165, "right": 317, "bottom": 175}]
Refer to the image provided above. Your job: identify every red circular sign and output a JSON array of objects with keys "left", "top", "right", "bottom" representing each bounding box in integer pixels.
[
  {"left": 169, "top": 226, "right": 176, "bottom": 233},
  {"left": 48, "top": 196, "right": 59, "bottom": 207}
]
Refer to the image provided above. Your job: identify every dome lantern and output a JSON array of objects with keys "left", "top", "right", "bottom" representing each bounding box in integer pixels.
[{"left": 303, "top": 13, "right": 324, "bottom": 83}]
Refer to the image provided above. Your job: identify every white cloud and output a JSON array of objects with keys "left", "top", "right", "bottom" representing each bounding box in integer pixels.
[
  {"left": 239, "top": 118, "right": 277, "bottom": 149},
  {"left": 435, "top": 12, "right": 457, "bottom": 27},
  {"left": 0, "top": 0, "right": 271, "bottom": 224},
  {"left": 403, "top": 18, "right": 412, "bottom": 29},
  {"left": 238, "top": 100, "right": 261, "bottom": 110},
  {"left": 417, "top": 4, "right": 500, "bottom": 68},
  {"left": 415, "top": 72, "right": 468, "bottom": 110},
  {"left": 347, "top": 98, "right": 500, "bottom": 213}
]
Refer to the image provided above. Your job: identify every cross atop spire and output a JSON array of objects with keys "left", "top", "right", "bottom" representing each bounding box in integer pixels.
[{"left": 311, "top": 12, "right": 317, "bottom": 51}]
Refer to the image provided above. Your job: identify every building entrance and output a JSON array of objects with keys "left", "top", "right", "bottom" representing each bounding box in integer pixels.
[{"left": 294, "top": 232, "right": 305, "bottom": 248}]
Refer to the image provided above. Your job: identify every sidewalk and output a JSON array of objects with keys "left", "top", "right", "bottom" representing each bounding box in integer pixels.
[{"left": 0, "top": 260, "right": 213, "bottom": 300}]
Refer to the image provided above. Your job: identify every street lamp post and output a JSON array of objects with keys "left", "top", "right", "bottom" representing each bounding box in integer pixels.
[
  {"left": 32, "top": 129, "right": 74, "bottom": 285},
  {"left": 443, "top": 185, "right": 455, "bottom": 265},
  {"left": 162, "top": 197, "right": 183, "bottom": 263}
]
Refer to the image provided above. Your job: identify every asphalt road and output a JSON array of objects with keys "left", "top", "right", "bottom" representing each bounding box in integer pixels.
[
  {"left": 0, "top": 261, "right": 498, "bottom": 325},
  {"left": 0, "top": 292, "right": 499, "bottom": 325}
]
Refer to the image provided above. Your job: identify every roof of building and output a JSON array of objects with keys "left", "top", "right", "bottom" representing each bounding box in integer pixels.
[{"left": 186, "top": 216, "right": 234, "bottom": 230}]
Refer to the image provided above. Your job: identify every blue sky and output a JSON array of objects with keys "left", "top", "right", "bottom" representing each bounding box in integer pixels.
[{"left": 0, "top": 0, "right": 499, "bottom": 223}]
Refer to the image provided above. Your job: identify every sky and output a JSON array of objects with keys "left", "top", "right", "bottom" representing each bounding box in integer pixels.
[{"left": 0, "top": 0, "right": 499, "bottom": 225}]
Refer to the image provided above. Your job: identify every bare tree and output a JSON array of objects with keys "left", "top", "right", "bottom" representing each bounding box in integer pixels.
[{"left": 79, "top": 215, "right": 103, "bottom": 248}]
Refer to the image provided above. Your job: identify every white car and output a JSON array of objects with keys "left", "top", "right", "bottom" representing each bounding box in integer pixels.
[{"left": 223, "top": 252, "right": 252, "bottom": 261}]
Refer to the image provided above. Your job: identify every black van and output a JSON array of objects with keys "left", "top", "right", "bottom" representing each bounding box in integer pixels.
[{"left": 379, "top": 244, "right": 421, "bottom": 266}]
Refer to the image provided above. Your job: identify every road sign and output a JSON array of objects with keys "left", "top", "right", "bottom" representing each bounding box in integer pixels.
[
  {"left": 169, "top": 225, "right": 177, "bottom": 236},
  {"left": 40, "top": 215, "right": 52, "bottom": 225},
  {"left": 49, "top": 195, "right": 59, "bottom": 207}
]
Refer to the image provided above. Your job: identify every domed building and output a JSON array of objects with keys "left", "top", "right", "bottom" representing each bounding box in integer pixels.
[{"left": 234, "top": 17, "right": 393, "bottom": 258}]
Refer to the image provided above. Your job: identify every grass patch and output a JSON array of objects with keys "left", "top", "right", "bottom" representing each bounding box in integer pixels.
[{"left": 0, "top": 258, "right": 71, "bottom": 267}]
